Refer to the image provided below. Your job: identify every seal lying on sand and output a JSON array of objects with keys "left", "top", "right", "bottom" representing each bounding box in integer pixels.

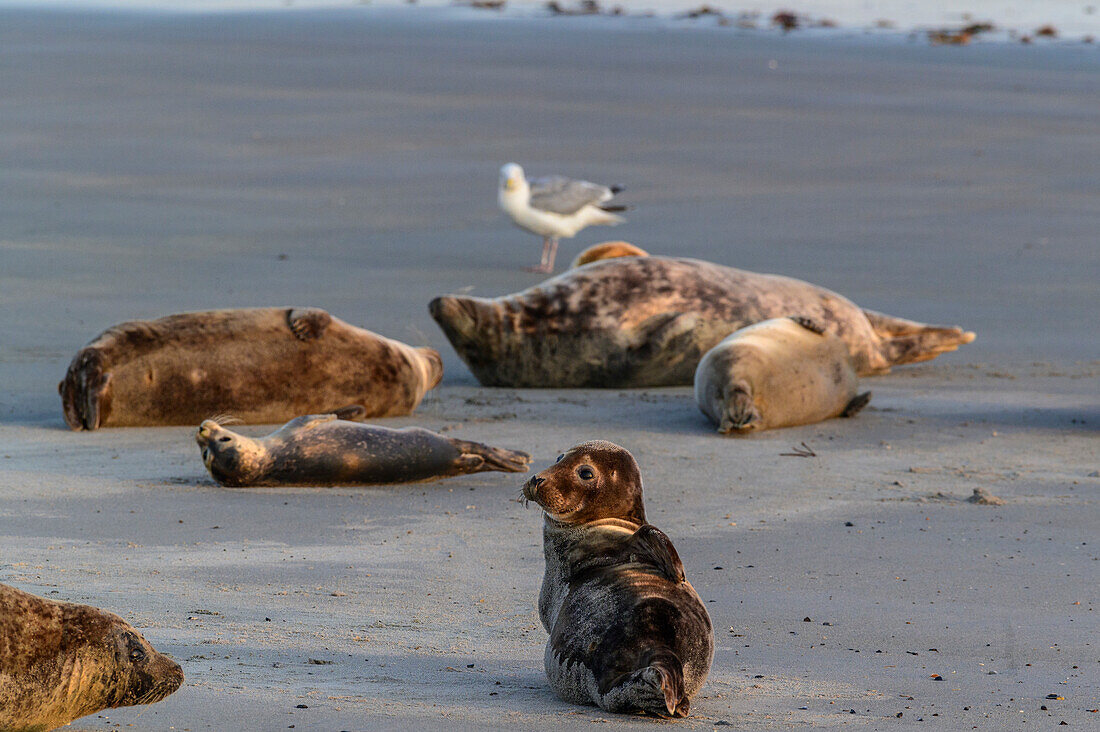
[
  {"left": 695, "top": 316, "right": 871, "bottom": 433},
  {"left": 523, "top": 441, "right": 713, "bottom": 718},
  {"left": 0, "top": 583, "right": 183, "bottom": 732},
  {"left": 60, "top": 307, "right": 443, "bottom": 430},
  {"left": 196, "top": 408, "right": 530, "bottom": 487},
  {"left": 430, "top": 256, "right": 975, "bottom": 387},
  {"left": 570, "top": 241, "right": 649, "bottom": 268}
]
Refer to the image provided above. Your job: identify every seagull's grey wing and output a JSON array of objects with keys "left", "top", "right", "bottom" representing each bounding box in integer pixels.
[{"left": 528, "top": 175, "right": 614, "bottom": 215}]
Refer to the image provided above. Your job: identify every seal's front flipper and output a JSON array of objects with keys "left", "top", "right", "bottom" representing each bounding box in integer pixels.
[
  {"left": 788, "top": 314, "right": 827, "bottom": 334},
  {"left": 331, "top": 404, "right": 367, "bottom": 421},
  {"left": 719, "top": 385, "right": 760, "bottom": 433},
  {"left": 627, "top": 525, "right": 685, "bottom": 583},
  {"left": 841, "top": 391, "right": 872, "bottom": 418},
  {"left": 287, "top": 308, "right": 332, "bottom": 341},
  {"left": 634, "top": 312, "right": 701, "bottom": 357},
  {"left": 598, "top": 650, "right": 687, "bottom": 718},
  {"left": 283, "top": 413, "right": 338, "bottom": 431}
]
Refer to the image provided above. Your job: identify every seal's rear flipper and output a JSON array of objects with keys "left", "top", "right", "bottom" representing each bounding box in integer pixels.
[
  {"left": 719, "top": 385, "right": 760, "bottom": 433},
  {"left": 627, "top": 525, "right": 686, "bottom": 583},
  {"left": 599, "top": 650, "right": 687, "bottom": 718},
  {"left": 449, "top": 439, "right": 532, "bottom": 474},
  {"left": 862, "top": 309, "right": 976, "bottom": 368},
  {"left": 331, "top": 404, "right": 368, "bottom": 421},
  {"left": 841, "top": 391, "right": 872, "bottom": 418}
]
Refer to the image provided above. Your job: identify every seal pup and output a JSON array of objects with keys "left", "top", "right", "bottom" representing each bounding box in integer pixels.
[
  {"left": 196, "top": 408, "right": 531, "bottom": 487},
  {"left": 60, "top": 307, "right": 443, "bottom": 430},
  {"left": 695, "top": 316, "right": 871, "bottom": 433},
  {"left": 570, "top": 241, "right": 649, "bottom": 269},
  {"left": 498, "top": 163, "right": 627, "bottom": 273},
  {"left": 522, "top": 441, "right": 713, "bottom": 717},
  {"left": 430, "top": 255, "right": 976, "bottom": 388},
  {"left": 0, "top": 583, "right": 183, "bottom": 732}
]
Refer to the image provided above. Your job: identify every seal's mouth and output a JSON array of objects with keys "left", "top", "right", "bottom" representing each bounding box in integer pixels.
[
  {"left": 522, "top": 475, "right": 542, "bottom": 505},
  {"left": 202, "top": 447, "right": 213, "bottom": 467}
]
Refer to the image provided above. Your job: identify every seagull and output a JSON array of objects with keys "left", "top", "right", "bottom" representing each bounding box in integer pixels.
[{"left": 498, "top": 163, "right": 627, "bottom": 273}]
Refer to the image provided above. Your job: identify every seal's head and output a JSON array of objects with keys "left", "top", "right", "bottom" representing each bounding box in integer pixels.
[
  {"left": 522, "top": 441, "right": 646, "bottom": 525},
  {"left": 87, "top": 608, "right": 185, "bottom": 709},
  {"left": 196, "top": 420, "right": 267, "bottom": 486}
]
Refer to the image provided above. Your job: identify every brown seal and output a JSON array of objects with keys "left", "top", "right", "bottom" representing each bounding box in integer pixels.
[
  {"left": 60, "top": 307, "right": 443, "bottom": 430},
  {"left": 522, "top": 441, "right": 713, "bottom": 717},
  {"left": 0, "top": 583, "right": 183, "bottom": 731},
  {"left": 429, "top": 256, "right": 975, "bottom": 387},
  {"left": 196, "top": 407, "right": 530, "bottom": 487},
  {"left": 570, "top": 241, "right": 649, "bottom": 268},
  {"left": 695, "top": 316, "right": 871, "bottom": 433}
]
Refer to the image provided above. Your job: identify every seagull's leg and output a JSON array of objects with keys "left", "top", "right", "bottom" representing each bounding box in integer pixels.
[
  {"left": 525, "top": 238, "right": 554, "bottom": 273},
  {"left": 545, "top": 238, "right": 559, "bottom": 272}
]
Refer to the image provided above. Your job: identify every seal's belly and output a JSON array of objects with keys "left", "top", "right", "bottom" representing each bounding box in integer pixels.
[{"left": 544, "top": 641, "right": 597, "bottom": 706}]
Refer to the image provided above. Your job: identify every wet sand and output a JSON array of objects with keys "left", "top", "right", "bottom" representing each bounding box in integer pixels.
[{"left": 0, "top": 7, "right": 1097, "bottom": 730}]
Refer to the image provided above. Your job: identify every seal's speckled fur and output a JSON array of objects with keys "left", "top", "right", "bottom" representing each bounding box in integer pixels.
[
  {"left": 60, "top": 307, "right": 442, "bottom": 429},
  {"left": 430, "top": 256, "right": 975, "bottom": 387},
  {"left": 523, "top": 442, "right": 713, "bottom": 717}
]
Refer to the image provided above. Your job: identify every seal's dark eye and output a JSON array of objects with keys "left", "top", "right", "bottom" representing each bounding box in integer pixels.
[
  {"left": 218, "top": 436, "right": 231, "bottom": 442},
  {"left": 555, "top": 454, "right": 564, "bottom": 463},
  {"left": 129, "top": 646, "right": 146, "bottom": 662},
  {"left": 577, "top": 467, "right": 595, "bottom": 481}
]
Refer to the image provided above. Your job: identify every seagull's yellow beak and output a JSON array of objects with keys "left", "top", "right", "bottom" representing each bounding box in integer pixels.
[{"left": 504, "top": 178, "right": 517, "bottom": 191}]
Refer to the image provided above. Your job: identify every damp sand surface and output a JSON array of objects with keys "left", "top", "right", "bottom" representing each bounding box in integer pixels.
[{"left": 0, "top": 8, "right": 1098, "bottom": 730}]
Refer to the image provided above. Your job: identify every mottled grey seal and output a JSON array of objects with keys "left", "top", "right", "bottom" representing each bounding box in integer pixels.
[
  {"left": 570, "top": 241, "right": 649, "bottom": 269},
  {"left": 695, "top": 316, "right": 871, "bottom": 433},
  {"left": 60, "top": 307, "right": 443, "bottom": 430},
  {"left": 196, "top": 408, "right": 531, "bottom": 487},
  {"left": 0, "top": 582, "right": 183, "bottom": 732},
  {"left": 522, "top": 441, "right": 713, "bottom": 718},
  {"left": 429, "top": 255, "right": 976, "bottom": 388}
]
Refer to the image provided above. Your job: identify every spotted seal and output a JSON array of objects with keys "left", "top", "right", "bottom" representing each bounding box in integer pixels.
[
  {"left": 196, "top": 408, "right": 530, "bottom": 487},
  {"left": 0, "top": 582, "right": 183, "bottom": 732},
  {"left": 60, "top": 307, "right": 443, "bottom": 430},
  {"left": 522, "top": 441, "right": 713, "bottom": 717},
  {"left": 695, "top": 316, "right": 871, "bottom": 433},
  {"left": 429, "top": 255, "right": 975, "bottom": 387}
]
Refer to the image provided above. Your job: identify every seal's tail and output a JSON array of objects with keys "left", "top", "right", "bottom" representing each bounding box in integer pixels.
[
  {"left": 449, "top": 439, "right": 531, "bottom": 474},
  {"left": 59, "top": 349, "right": 110, "bottom": 430},
  {"left": 600, "top": 649, "right": 689, "bottom": 718},
  {"left": 862, "top": 309, "right": 976, "bottom": 369}
]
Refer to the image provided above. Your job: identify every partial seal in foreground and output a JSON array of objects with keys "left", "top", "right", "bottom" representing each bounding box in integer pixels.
[
  {"left": 695, "top": 316, "right": 871, "bottom": 433},
  {"left": 429, "top": 256, "right": 975, "bottom": 387},
  {"left": 523, "top": 441, "right": 713, "bottom": 717},
  {"left": 0, "top": 583, "right": 183, "bottom": 732},
  {"left": 60, "top": 307, "right": 442, "bottom": 430},
  {"left": 196, "top": 408, "right": 531, "bottom": 486}
]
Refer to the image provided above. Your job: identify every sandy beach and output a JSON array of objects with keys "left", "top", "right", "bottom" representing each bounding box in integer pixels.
[{"left": 1, "top": 7, "right": 1097, "bottom": 730}]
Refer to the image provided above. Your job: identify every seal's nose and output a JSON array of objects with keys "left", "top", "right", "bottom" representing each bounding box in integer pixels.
[
  {"left": 196, "top": 420, "right": 217, "bottom": 444},
  {"left": 523, "top": 475, "right": 544, "bottom": 501}
]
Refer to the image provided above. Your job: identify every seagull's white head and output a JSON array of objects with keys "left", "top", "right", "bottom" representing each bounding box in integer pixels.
[{"left": 499, "top": 163, "right": 527, "bottom": 194}]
